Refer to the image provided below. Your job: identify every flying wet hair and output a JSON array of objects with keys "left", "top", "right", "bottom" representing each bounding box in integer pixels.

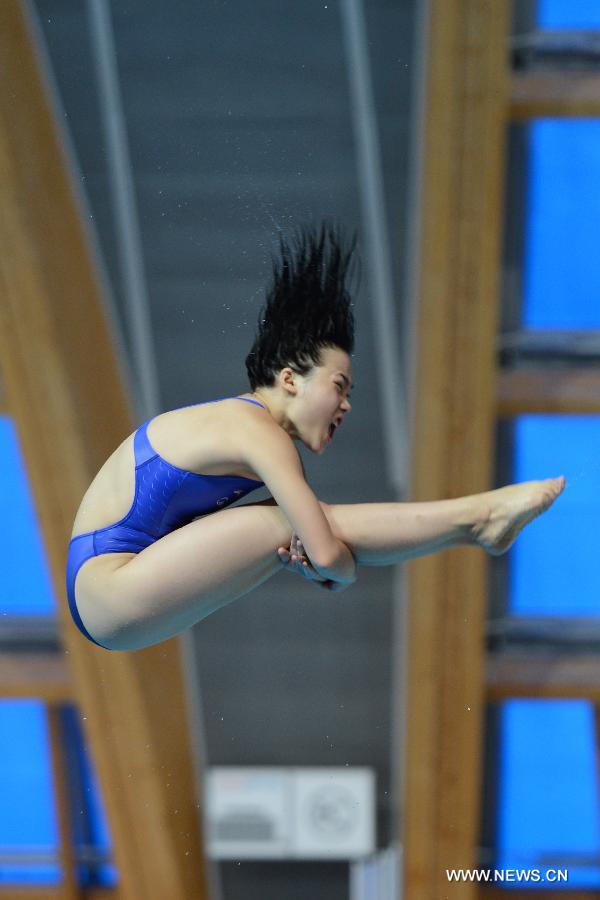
[{"left": 245, "top": 220, "right": 358, "bottom": 390}]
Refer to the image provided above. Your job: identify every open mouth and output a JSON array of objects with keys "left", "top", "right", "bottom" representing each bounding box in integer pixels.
[{"left": 327, "top": 422, "right": 338, "bottom": 442}]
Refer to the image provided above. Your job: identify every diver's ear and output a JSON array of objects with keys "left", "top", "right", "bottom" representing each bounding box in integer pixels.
[{"left": 278, "top": 366, "right": 298, "bottom": 396}]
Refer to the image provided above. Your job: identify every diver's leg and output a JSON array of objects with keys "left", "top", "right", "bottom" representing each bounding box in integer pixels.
[
  {"left": 76, "top": 499, "right": 292, "bottom": 651},
  {"left": 322, "top": 476, "right": 565, "bottom": 566},
  {"left": 77, "top": 477, "right": 564, "bottom": 651}
]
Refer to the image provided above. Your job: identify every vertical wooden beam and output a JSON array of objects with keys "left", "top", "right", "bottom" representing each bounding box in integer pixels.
[
  {"left": 402, "top": 2, "right": 509, "bottom": 897},
  {"left": 47, "top": 705, "right": 82, "bottom": 900},
  {"left": 0, "top": 3, "right": 210, "bottom": 898}
]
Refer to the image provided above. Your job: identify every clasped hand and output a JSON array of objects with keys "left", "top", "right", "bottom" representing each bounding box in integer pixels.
[{"left": 277, "top": 534, "right": 348, "bottom": 592}]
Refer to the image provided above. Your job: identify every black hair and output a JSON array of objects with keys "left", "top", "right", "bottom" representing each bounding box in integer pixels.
[{"left": 245, "top": 220, "right": 358, "bottom": 390}]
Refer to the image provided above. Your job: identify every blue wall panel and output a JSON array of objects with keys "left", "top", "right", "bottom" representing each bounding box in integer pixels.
[
  {"left": 524, "top": 121, "right": 600, "bottom": 329},
  {"left": 538, "top": 0, "right": 600, "bottom": 29},
  {"left": 511, "top": 416, "right": 600, "bottom": 615},
  {"left": 0, "top": 421, "right": 115, "bottom": 885},
  {"left": 498, "top": 700, "right": 600, "bottom": 887},
  {"left": 504, "top": 7, "right": 600, "bottom": 880},
  {"left": 0, "top": 701, "right": 60, "bottom": 884},
  {"left": 0, "top": 417, "right": 55, "bottom": 615}
]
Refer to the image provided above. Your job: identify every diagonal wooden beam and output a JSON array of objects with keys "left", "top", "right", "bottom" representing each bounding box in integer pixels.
[
  {"left": 402, "top": 2, "right": 509, "bottom": 897},
  {"left": 0, "top": 3, "right": 210, "bottom": 897}
]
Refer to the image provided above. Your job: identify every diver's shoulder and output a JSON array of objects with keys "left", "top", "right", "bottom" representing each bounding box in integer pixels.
[{"left": 230, "top": 395, "right": 296, "bottom": 449}]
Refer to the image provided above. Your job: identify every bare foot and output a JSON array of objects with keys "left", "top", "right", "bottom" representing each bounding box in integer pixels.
[{"left": 472, "top": 476, "right": 566, "bottom": 556}]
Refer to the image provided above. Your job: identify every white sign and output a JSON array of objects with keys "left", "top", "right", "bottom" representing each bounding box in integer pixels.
[{"left": 206, "top": 766, "right": 376, "bottom": 860}]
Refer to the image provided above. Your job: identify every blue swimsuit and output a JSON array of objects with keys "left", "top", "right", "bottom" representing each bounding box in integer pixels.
[{"left": 65, "top": 397, "right": 266, "bottom": 649}]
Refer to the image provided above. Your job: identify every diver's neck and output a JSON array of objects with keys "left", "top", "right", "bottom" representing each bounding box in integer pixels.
[{"left": 244, "top": 389, "right": 298, "bottom": 439}]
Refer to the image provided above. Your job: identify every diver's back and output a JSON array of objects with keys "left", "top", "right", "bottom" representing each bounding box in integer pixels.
[{"left": 70, "top": 396, "right": 266, "bottom": 538}]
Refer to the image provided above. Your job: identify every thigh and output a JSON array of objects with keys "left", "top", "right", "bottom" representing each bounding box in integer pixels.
[
  {"left": 121, "top": 498, "right": 292, "bottom": 604},
  {"left": 75, "top": 499, "right": 292, "bottom": 649}
]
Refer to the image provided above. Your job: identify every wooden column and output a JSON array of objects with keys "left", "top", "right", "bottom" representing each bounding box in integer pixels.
[
  {"left": 47, "top": 706, "right": 81, "bottom": 900},
  {"left": 0, "top": 3, "right": 210, "bottom": 898},
  {"left": 401, "top": 2, "right": 509, "bottom": 897}
]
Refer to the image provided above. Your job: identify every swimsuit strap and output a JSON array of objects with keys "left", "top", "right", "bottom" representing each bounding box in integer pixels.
[
  {"left": 134, "top": 396, "right": 265, "bottom": 467},
  {"left": 134, "top": 419, "right": 158, "bottom": 466},
  {"left": 234, "top": 397, "right": 266, "bottom": 410}
]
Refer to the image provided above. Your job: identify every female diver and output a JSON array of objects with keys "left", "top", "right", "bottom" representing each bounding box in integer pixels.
[{"left": 66, "top": 222, "right": 565, "bottom": 651}]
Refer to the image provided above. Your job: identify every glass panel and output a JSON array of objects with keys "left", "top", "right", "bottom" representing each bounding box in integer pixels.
[
  {"left": 0, "top": 700, "right": 60, "bottom": 884},
  {"left": 0, "top": 417, "right": 55, "bottom": 615},
  {"left": 537, "top": 0, "right": 600, "bottom": 29},
  {"left": 511, "top": 415, "right": 600, "bottom": 615},
  {"left": 524, "top": 120, "right": 600, "bottom": 329},
  {"left": 497, "top": 699, "right": 600, "bottom": 887}
]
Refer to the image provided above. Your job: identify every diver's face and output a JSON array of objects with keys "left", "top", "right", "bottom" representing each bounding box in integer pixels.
[{"left": 293, "top": 346, "right": 353, "bottom": 454}]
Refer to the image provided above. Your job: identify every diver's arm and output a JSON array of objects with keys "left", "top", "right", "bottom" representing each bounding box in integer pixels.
[{"left": 243, "top": 420, "right": 356, "bottom": 585}]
